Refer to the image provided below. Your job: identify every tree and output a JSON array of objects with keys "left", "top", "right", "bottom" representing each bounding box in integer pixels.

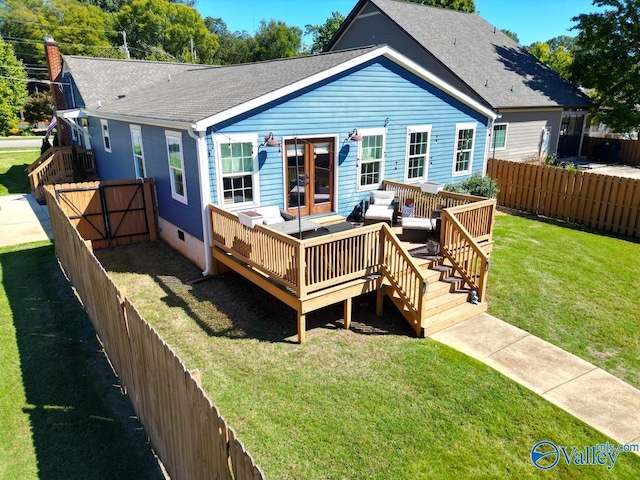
[
  {"left": 500, "top": 29, "right": 519, "bottom": 43},
  {"left": 114, "top": 0, "right": 219, "bottom": 63},
  {"left": 206, "top": 17, "right": 257, "bottom": 65},
  {"left": 527, "top": 41, "right": 573, "bottom": 80},
  {"left": 571, "top": 0, "right": 640, "bottom": 133},
  {"left": 252, "top": 20, "right": 304, "bottom": 61},
  {"left": 0, "top": 0, "right": 119, "bottom": 72},
  {"left": 0, "top": 39, "right": 27, "bottom": 135},
  {"left": 24, "top": 91, "right": 53, "bottom": 126},
  {"left": 400, "top": 0, "right": 475, "bottom": 12},
  {"left": 305, "top": 11, "right": 345, "bottom": 54}
]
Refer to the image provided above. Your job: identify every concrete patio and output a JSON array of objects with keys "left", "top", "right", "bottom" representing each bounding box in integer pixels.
[{"left": 0, "top": 193, "right": 52, "bottom": 247}]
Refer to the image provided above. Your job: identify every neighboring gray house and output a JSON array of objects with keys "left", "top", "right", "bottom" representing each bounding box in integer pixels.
[{"left": 326, "top": 0, "right": 593, "bottom": 161}]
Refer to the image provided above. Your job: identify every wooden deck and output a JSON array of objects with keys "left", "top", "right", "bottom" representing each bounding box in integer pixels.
[{"left": 209, "top": 182, "right": 496, "bottom": 343}]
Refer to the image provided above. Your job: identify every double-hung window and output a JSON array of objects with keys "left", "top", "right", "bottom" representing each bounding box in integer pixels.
[
  {"left": 453, "top": 123, "right": 476, "bottom": 176},
  {"left": 100, "top": 119, "right": 111, "bottom": 153},
  {"left": 214, "top": 134, "right": 259, "bottom": 207},
  {"left": 491, "top": 123, "right": 507, "bottom": 151},
  {"left": 130, "top": 125, "right": 146, "bottom": 178},
  {"left": 405, "top": 125, "right": 431, "bottom": 181},
  {"left": 358, "top": 128, "right": 385, "bottom": 190},
  {"left": 165, "top": 131, "right": 187, "bottom": 204}
]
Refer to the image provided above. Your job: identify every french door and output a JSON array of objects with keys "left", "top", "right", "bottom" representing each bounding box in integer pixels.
[{"left": 286, "top": 137, "right": 334, "bottom": 216}]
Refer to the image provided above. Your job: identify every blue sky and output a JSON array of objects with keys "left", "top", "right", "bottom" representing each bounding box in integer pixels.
[{"left": 197, "top": 0, "right": 601, "bottom": 47}]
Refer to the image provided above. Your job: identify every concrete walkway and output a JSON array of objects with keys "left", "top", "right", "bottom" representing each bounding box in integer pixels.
[
  {"left": 0, "top": 194, "right": 52, "bottom": 247},
  {"left": 431, "top": 313, "right": 640, "bottom": 451}
]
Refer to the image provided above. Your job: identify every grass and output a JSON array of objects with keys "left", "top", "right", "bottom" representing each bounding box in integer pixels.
[
  {"left": 97, "top": 241, "right": 640, "bottom": 479},
  {"left": 488, "top": 209, "right": 640, "bottom": 389},
  {"left": 0, "top": 148, "right": 38, "bottom": 195},
  {"left": 0, "top": 242, "right": 164, "bottom": 480}
]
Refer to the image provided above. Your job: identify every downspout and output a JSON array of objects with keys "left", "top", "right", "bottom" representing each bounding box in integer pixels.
[{"left": 187, "top": 126, "right": 213, "bottom": 277}]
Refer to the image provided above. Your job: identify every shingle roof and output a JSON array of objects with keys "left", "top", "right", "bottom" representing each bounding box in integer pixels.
[
  {"left": 64, "top": 46, "right": 380, "bottom": 124},
  {"left": 337, "top": 0, "right": 592, "bottom": 109}
]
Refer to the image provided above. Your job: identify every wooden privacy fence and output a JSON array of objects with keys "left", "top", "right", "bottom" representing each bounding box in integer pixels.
[
  {"left": 582, "top": 136, "right": 640, "bottom": 166},
  {"left": 44, "top": 187, "right": 264, "bottom": 480},
  {"left": 488, "top": 158, "right": 640, "bottom": 238},
  {"left": 51, "top": 178, "right": 158, "bottom": 250}
]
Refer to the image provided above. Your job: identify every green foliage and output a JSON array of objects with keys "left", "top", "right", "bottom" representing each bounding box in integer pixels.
[
  {"left": 500, "top": 29, "right": 519, "bottom": 43},
  {"left": 305, "top": 11, "right": 345, "bottom": 54},
  {"left": 527, "top": 39, "right": 574, "bottom": 80},
  {"left": 114, "top": 0, "right": 220, "bottom": 63},
  {"left": 444, "top": 172, "right": 498, "bottom": 198},
  {"left": 0, "top": 0, "right": 119, "bottom": 69},
  {"left": 253, "top": 19, "right": 304, "bottom": 60},
  {"left": 399, "top": 0, "right": 475, "bottom": 12},
  {"left": 571, "top": 0, "right": 640, "bottom": 134},
  {"left": 23, "top": 91, "right": 53, "bottom": 126},
  {"left": 0, "top": 39, "right": 27, "bottom": 136}
]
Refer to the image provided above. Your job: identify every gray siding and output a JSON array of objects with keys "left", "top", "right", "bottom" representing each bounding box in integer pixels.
[
  {"left": 492, "top": 109, "right": 562, "bottom": 161},
  {"left": 331, "top": 4, "right": 481, "bottom": 105}
]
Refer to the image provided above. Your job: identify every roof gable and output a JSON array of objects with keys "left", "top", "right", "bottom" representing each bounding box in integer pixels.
[
  {"left": 329, "top": 0, "right": 592, "bottom": 109},
  {"left": 64, "top": 45, "right": 495, "bottom": 130}
]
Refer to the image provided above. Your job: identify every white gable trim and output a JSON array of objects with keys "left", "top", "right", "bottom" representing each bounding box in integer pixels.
[{"left": 194, "top": 45, "right": 496, "bottom": 131}]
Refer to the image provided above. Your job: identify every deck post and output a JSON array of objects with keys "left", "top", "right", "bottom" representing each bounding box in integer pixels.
[
  {"left": 297, "top": 311, "right": 306, "bottom": 344},
  {"left": 376, "top": 279, "right": 384, "bottom": 316},
  {"left": 343, "top": 297, "right": 352, "bottom": 330}
]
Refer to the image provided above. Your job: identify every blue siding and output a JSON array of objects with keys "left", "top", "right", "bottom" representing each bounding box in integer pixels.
[
  {"left": 90, "top": 118, "right": 204, "bottom": 240},
  {"left": 208, "top": 58, "right": 490, "bottom": 218}
]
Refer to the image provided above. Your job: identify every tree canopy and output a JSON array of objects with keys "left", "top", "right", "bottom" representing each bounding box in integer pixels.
[
  {"left": 500, "top": 29, "right": 519, "bottom": 44},
  {"left": 400, "top": 0, "right": 475, "bottom": 12},
  {"left": 0, "top": 38, "right": 27, "bottom": 135},
  {"left": 305, "top": 11, "right": 345, "bottom": 54},
  {"left": 571, "top": 0, "right": 640, "bottom": 133},
  {"left": 527, "top": 37, "right": 574, "bottom": 81}
]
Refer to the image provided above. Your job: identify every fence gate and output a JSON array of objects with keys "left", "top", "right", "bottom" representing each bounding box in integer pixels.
[{"left": 53, "top": 179, "right": 158, "bottom": 249}]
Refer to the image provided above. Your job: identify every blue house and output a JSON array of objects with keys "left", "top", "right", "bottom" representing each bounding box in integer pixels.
[{"left": 46, "top": 39, "right": 495, "bottom": 272}]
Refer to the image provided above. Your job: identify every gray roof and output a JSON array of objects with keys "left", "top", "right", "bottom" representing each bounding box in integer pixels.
[
  {"left": 335, "top": 0, "right": 592, "bottom": 109},
  {"left": 64, "top": 46, "right": 380, "bottom": 124}
]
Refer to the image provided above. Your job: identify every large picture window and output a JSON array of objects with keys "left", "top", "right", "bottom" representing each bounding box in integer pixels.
[
  {"left": 453, "top": 123, "right": 476, "bottom": 175},
  {"left": 214, "top": 134, "right": 258, "bottom": 207},
  {"left": 358, "top": 128, "right": 385, "bottom": 189},
  {"left": 165, "top": 131, "right": 187, "bottom": 204},
  {"left": 491, "top": 123, "right": 507, "bottom": 150},
  {"left": 130, "top": 125, "right": 146, "bottom": 178},
  {"left": 406, "top": 125, "right": 431, "bottom": 181}
]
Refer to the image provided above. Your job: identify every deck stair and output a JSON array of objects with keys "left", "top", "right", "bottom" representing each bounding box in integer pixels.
[{"left": 384, "top": 259, "right": 487, "bottom": 337}]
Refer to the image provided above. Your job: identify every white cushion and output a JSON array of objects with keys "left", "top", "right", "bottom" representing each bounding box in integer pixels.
[
  {"left": 254, "top": 205, "right": 280, "bottom": 217},
  {"left": 402, "top": 217, "right": 436, "bottom": 230},
  {"left": 371, "top": 190, "right": 395, "bottom": 206},
  {"left": 365, "top": 205, "right": 394, "bottom": 220},
  {"left": 263, "top": 215, "right": 285, "bottom": 225}
]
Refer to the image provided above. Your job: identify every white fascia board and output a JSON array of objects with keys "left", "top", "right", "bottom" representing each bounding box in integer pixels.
[
  {"left": 57, "top": 108, "right": 86, "bottom": 119},
  {"left": 82, "top": 109, "right": 198, "bottom": 131},
  {"left": 379, "top": 47, "right": 497, "bottom": 121}
]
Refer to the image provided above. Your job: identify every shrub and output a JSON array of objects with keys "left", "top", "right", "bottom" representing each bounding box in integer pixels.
[
  {"left": 444, "top": 172, "right": 499, "bottom": 198},
  {"left": 8, "top": 127, "right": 21, "bottom": 136}
]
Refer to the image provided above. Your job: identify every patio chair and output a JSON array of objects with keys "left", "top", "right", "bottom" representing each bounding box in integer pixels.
[{"left": 364, "top": 190, "right": 396, "bottom": 225}]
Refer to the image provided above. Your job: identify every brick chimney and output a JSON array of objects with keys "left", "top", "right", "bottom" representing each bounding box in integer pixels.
[{"left": 44, "top": 35, "right": 71, "bottom": 145}]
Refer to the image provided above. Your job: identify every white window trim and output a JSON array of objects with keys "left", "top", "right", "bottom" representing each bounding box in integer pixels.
[
  {"left": 100, "top": 119, "right": 112, "bottom": 153},
  {"left": 452, "top": 122, "right": 476, "bottom": 177},
  {"left": 130, "top": 125, "right": 146, "bottom": 179},
  {"left": 212, "top": 133, "right": 260, "bottom": 210},
  {"left": 165, "top": 130, "right": 188, "bottom": 205},
  {"left": 491, "top": 123, "right": 508, "bottom": 151},
  {"left": 404, "top": 125, "right": 432, "bottom": 183},
  {"left": 357, "top": 127, "right": 386, "bottom": 192}
]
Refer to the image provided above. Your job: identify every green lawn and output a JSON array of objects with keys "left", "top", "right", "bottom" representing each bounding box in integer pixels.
[
  {"left": 488, "top": 209, "right": 640, "bottom": 389},
  {"left": 0, "top": 242, "right": 164, "bottom": 480},
  {"left": 0, "top": 148, "right": 38, "bottom": 195},
  {"left": 97, "top": 242, "right": 640, "bottom": 479}
]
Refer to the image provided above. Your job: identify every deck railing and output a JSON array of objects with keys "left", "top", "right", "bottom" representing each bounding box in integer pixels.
[
  {"left": 439, "top": 199, "right": 496, "bottom": 301},
  {"left": 380, "top": 223, "right": 427, "bottom": 329},
  {"left": 27, "top": 147, "right": 96, "bottom": 201}
]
